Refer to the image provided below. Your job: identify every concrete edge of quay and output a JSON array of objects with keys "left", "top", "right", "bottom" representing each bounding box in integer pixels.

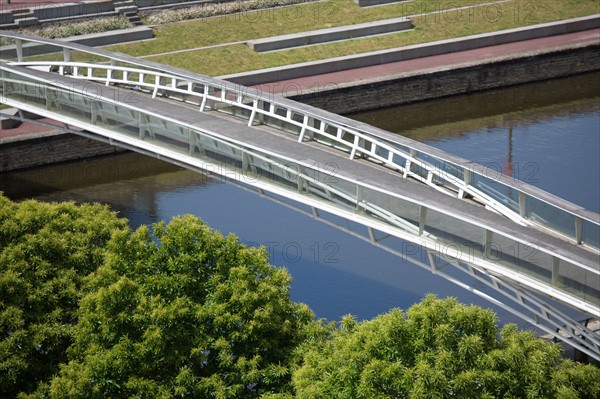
[
  {"left": 221, "top": 14, "right": 600, "bottom": 85},
  {"left": 0, "top": 129, "right": 127, "bottom": 172}
]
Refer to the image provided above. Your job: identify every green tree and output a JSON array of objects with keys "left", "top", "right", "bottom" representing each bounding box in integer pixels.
[
  {"left": 4, "top": 193, "right": 599, "bottom": 399},
  {"left": 292, "top": 295, "right": 600, "bottom": 399},
  {"left": 36, "top": 215, "right": 315, "bottom": 398},
  {"left": 0, "top": 194, "right": 128, "bottom": 397}
]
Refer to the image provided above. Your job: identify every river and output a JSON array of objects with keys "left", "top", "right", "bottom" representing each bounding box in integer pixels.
[{"left": 2, "top": 72, "right": 599, "bottom": 326}]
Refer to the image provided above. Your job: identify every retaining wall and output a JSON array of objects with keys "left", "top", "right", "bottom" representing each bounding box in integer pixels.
[
  {"left": 134, "top": 0, "right": 211, "bottom": 9},
  {"left": 0, "top": 0, "right": 244, "bottom": 29},
  {"left": 248, "top": 17, "right": 412, "bottom": 52},
  {"left": 288, "top": 42, "right": 600, "bottom": 114},
  {"left": 355, "top": 0, "right": 408, "bottom": 7},
  {"left": 0, "top": 12, "right": 13, "bottom": 26},
  {"left": 32, "top": 2, "right": 116, "bottom": 23},
  {"left": 0, "top": 131, "right": 125, "bottom": 172},
  {"left": 0, "top": 0, "right": 116, "bottom": 29}
]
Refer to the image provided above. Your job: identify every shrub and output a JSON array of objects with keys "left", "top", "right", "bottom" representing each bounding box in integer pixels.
[
  {"left": 27, "top": 16, "right": 133, "bottom": 39},
  {"left": 143, "top": 0, "right": 316, "bottom": 25},
  {"left": 0, "top": 16, "right": 132, "bottom": 46}
]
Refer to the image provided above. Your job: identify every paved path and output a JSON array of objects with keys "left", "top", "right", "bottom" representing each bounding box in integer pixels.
[
  {"left": 0, "top": 117, "right": 62, "bottom": 139},
  {"left": 252, "top": 28, "right": 600, "bottom": 95}
]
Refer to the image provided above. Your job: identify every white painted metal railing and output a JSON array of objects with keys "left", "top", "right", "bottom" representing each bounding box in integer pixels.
[
  {"left": 3, "top": 62, "right": 599, "bottom": 304},
  {"left": 1, "top": 31, "right": 599, "bottom": 252},
  {"left": 2, "top": 31, "right": 600, "bottom": 359}
]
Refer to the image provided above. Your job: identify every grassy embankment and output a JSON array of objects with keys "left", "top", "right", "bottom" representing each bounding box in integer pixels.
[
  {"left": 104, "top": 0, "right": 600, "bottom": 75},
  {"left": 14, "top": 0, "right": 600, "bottom": 75}
]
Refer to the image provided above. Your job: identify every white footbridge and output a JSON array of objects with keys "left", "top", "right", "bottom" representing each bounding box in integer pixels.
[{"left": 1, "top": 32, "right": 599, "bottom": 360}]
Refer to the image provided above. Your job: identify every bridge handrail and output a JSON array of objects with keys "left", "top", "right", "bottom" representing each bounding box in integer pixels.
[
  {"left": 2, "top": 64, "right": 599, "bottom": 321},
  {"left": 1, "top": 31, "right": 599, "bottom": 250},
  {"left": 12, "top": 60, "right": 528, "bottom": 224}
]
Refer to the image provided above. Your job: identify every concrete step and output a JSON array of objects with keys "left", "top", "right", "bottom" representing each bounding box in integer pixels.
[
  {"left": 113, "top": 0, "right": 136, "bottom": 8},
  {"left": 16, "top": 17, "right": 39, "bottom": 28},
  {"left": 11, "top": 8, "right": 38, "bottom": 27},
  {"left": 0, "top": 23, "right": 19, "bottom": 30},
  {"left": 124, "top": 12, "right": 143, "bottom": 26},
  {"left": 11, "top": 9, "right": 33, "bottom": 16}
]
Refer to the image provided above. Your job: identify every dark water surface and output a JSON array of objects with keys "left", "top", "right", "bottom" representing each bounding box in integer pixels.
[{"left": 2, "top": 72, "right": 599, "bottom": 326}]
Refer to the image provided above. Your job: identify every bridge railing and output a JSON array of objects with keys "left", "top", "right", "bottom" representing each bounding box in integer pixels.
[
  {"left": 1, "top": 31, "right": 599, "bottom": 252},
  {"left": 2, "top": 64, "right": 599, "bottom": 320}
]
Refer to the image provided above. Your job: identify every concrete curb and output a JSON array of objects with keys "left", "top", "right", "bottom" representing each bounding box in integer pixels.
[
  {"left": 0, "top": 26, "right": 154, "bottom": 59},
  {"left": 222, "top": 14, "right": 600, "bottom": 85},
  {"left": 248, "top": 17, "right": 412, "bottom": 52},
  {"left": 355, "top": 0, "right": 408, "bottom": 7},
  {"left": 0, "top": 107, "right": 45, "bottom": 130}
]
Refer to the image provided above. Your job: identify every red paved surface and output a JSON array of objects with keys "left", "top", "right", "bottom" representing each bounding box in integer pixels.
[
  {"left": 252, "top": 29, "right": 600, "bottom": 95},
  {"left": 2, "top": 29, "right": 599, "bottom": 139},
  {"left": 0, "top": 117, "right": 63, "bottom": 138}
]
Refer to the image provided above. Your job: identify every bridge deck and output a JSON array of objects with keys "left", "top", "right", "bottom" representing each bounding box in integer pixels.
[
  {"left": 5, "top": 63, "right": 598, "bottom": 276},
  {"left": 128, "top": 81, "right": 600, "bottom": 272}
]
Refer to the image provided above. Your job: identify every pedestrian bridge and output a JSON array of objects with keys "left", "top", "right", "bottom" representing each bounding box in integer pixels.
[{"left": 1, "top": 32, "right": 599, "bottom": 360}]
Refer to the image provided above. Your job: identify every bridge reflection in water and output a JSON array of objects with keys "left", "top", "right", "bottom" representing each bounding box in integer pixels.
[{"left": 1, "top": 32, "right": 599, "bottom": 360}]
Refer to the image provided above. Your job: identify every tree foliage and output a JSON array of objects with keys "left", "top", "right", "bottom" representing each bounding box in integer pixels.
[
  {"left": 0, "top": 194, "right": 127, "bottom": 397},
  {"left": 292, "top": 295, "right": 600, "bottom": 399},
  {"left": 36, "top": 215, "right": 315, "bottom": 398},
  {"left": 1, "top": 194, "right": 599, "bottom": 399}
]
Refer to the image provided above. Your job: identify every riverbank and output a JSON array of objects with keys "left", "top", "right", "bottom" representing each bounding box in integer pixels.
[
  {"left": 1, "top": 19, "right": 599, "bottom": 171},
  {"left": 286, "top": 32, "right": 600, "bottom": 114}
]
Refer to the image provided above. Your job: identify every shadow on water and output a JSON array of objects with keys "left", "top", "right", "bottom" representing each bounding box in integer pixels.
[{"left": 0, "top": 152, "right": 212, "bottom": 227}]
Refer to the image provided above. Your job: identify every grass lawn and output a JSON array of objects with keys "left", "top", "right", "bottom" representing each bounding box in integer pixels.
[
  {"left": 108, "top": 0, "right": 497, "bottom": 56},
  {"left": 25, "top": 0, "right": 600, "bottom": 75}
]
